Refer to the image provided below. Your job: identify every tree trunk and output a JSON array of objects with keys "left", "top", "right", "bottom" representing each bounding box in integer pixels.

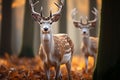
[
  {"left": 89, "top": 0, "right": 97, "bottom": 37},
  {"left": 0, "top": 0, "right": 12, "bottom": 56},
  {"left": 19, "top": 0, "right": 34, "bottom": 57},
  {"left": 59, "top": 0, "right": 67, "bottom": 33},
  {"left": 93, "top": 0, "right": 120, "bottom": 80}
]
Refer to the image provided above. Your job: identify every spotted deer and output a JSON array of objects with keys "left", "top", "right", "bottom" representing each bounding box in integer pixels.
[
  {"left": 29, "top": 0, "right": 74, "bottom": 80},
  {"left": 72, "top": 8, "right": 98, "bottom": 73}
]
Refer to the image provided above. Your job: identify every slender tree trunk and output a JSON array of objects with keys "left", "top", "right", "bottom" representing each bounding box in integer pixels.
[
  {"left": 93, "top": 0, "right": 120, "bottom": 80},
  {"left": 89, "top": 0, "right": 97, "bottom": 37},
  {"left": 0, "top": 0, "right": 12, "bottom": 56},
  {"left": 59, "top": 0, "right": 67, "bottom": 33},
  {"left": 19, "top": 0, "right": 34, "bottom": 57},
  {"left": 0, "top": 1, "right": 1, "bottom": 56}
]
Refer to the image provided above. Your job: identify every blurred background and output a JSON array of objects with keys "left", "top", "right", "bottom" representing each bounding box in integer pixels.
[{"left": 0, "top": 0, "right": 101, "bottom": 57}]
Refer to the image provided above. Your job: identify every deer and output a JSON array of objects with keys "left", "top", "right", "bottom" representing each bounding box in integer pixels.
[
  {"left": 72, "top": 8, "right": 98, "bottom": 73},
  {"left": 29, "top": 0, "right": 74, "bottom": 80}
]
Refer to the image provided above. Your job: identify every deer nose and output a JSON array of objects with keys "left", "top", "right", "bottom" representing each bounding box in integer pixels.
[
  {"left": 83, "top": 31, "right": 86, "bottom": 34},
  {"left": 44, "top": 28, "right": 48, "bottom": 31}
]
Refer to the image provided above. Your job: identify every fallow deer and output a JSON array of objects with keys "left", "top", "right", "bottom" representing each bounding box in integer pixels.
[
  {"left": 29, "top": 0, "right": 74, "bottom": 80},
  {"left": 72, "top": 8, "right": 98, "bottom": 73}
]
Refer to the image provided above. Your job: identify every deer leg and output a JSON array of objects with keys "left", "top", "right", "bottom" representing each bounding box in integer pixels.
[
  {"left": 58, "top": 70, "right": 62, "bottom": 80},
  {"left": 59, "top": 70, "right": 62, "bottom": 80},
  {"left": 55, "top": 65, "right": 61, "bottom": 80},
  {"left": 54, "top": 70, "right": 62, "bottom": 80},
  {"left": 44, "top": 63, "right": 50, "bottom": 80},
  {"left": 66, "top": 60, "right": 72, "bottom": 80},
  {"left": 92, "top": 54, "right": 97, "bottom": 72},
  {"left": 85, "top": 56, "right": 88, "bottom": 73}
]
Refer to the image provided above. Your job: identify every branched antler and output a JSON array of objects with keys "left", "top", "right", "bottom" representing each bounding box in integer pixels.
[
  {"left": 51, "top": 0, "right": 64, "bottom": 22},
  {"left": 72, "top": 7, "right": 98, "bottom": 28},
  {"left": 88, "top": 7, "right": 98, "bottom": 26},
  {"left": 29, "top": 0, "right": 64, "bottom": 23},
  {"left": 71, "top": 8, "right": 83, "bottom": 28},
  {"left": 29, "top": 0, "right": 41, "bottom": 22}
]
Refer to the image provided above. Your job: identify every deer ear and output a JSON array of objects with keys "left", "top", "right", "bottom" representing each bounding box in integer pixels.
[
  {"left": 51, "top": 1, "right": 63, "bottom": 22},
  {"left": 51, "top": 14, "right": 61, "bottom": 22},
  {"left": 89, "top": 22, "right": 96, "bottom": 28},
  {"left": 73, "top": 21, "right": 81, "bottom": 28},
  {"left": 91, "top": 22, "right": 96, "bottom": 27},
  {"left": 87, "top": 23, "right": 94, "bottom": 30},
  {"left": 32, "top": 13, "right": 41, "bottom": 22}
]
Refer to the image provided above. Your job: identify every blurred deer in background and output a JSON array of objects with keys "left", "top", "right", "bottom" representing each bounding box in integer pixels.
[
  {"left": 29, "top": 0, "right": 74, "bottom": 80},
  {"left": 72, "top": 8, "right": 98, "bottom": 73}
]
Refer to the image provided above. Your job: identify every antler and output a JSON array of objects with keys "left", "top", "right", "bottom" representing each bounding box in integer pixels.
[
  {"left": 40, "top": 0, "right": 64, "bottom": 21},
  {"left": 88, "top": 7, "right": 98, "bottom": 26},
  {"left": 71, "top": 8, "right": 83, "bottom": 28},
  {"left": 72, "top": 7, "right": 98, "bottom": 28},
  {"left": 29, "top": 0, "right": 41, "bottom": 23},
  {"left": 88, "top": 8, "right": 98, "bottom": 23},
  {"left": 51, "top": 0, "right": 64, "bottom": 22},
  {"left": 81, "top": 8, "right": 98, "bottom": 25},
  {"left": 29, "top": 0, "right": 64, "bottom": 23}
]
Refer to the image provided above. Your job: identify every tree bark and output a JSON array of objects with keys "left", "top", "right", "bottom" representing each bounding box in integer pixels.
[
  {"left": 89, "top": 0, "right": 97, "bottom": 37},
  {"left": 19, "top": 0, "right": 34, "bottom": 57},
  {"left": 93, "top": 0, "right": 120, "bottom": 80},
  {"left": 59, "top": 0, "right": 67, "bottom": 33},
  {"left": 0, "top": 0, "right": 12, "bottom": 56}
]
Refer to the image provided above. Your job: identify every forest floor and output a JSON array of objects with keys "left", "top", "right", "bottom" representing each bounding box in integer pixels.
[{"left": 0, "top": 53, "right": 94, "bottom": 80}]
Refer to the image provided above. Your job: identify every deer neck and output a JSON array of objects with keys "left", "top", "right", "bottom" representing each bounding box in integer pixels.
[
  {"left": 82, "top": 36, "right": 90, "bottom": 47},
  {"left": 41, "top": 31, "right": 54, "bottom": 56}
]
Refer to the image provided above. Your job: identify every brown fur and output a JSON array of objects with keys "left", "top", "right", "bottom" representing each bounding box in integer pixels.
[
  {"left": 39, "top": 34, "right": 74, "bottom": 80},
  {"left": 39, "top": 34, "right": 74, "bottom": 66},
  {"left": 81, "top": 36, "right": 98, "bottom": 73}
]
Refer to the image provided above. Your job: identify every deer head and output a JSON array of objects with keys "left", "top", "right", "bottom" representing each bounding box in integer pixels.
[
  {"left": 72, "top": 8, "right": 98, "bottom": 37},
  {"left": 29, "top": 0, "right": 64, "bottom": 33}
]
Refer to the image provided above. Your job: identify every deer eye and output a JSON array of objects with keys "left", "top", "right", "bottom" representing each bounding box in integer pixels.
[
  {"left": 40, "top": 22, "right": 42, "bottom": 24},
  {"left": 40, "top": 21, "right": 44, "bottom": 24},
  {"left": 49, "top": 20, "right": 53, "bottom": 24},
  {"left": 39, "top": 21, "right": 42, "bottom": 24},
  {"left": 79, "top": 27, "right": 82, "bottom": 29},
  {"left": 50, "top": 22, "right": 52, "bottom": 24}
]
